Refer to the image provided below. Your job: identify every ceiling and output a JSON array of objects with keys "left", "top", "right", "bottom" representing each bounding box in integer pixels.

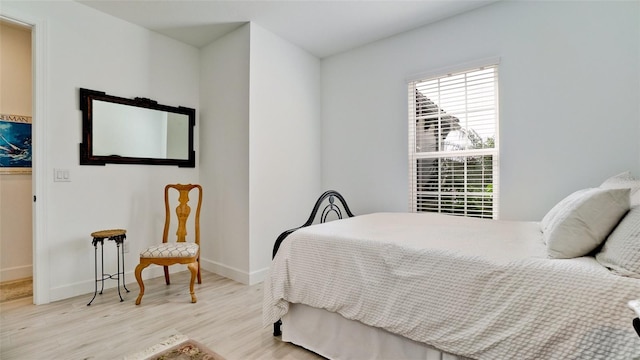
[{"left": 77, "top": 0, "right": 497, "bottom": 58}]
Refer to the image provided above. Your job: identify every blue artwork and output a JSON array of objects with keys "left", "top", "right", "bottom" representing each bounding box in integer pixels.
[{"left": 0, "top": 118, "right": 32, "bottom": 168}]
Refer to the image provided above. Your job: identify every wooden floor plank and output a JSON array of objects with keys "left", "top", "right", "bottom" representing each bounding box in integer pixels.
[{"left": 0, "top": 271, "right": 323, "bottom": 360}]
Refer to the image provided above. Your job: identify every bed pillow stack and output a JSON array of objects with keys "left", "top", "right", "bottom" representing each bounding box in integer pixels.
[
  {"left": 599, "top": 171, "right": 640, "bottom": 206},
  {"left": 596, "top": 206, "right": 640, "bottom": 278},
  {"left": 541, "top": 187, "right": 630, "bottom": 259},
  {"left": 540, "top": 171, "right": 640, "bottom": 278},
  {"left": 595, "top": 172, "right": 640, "bottom": 278}
]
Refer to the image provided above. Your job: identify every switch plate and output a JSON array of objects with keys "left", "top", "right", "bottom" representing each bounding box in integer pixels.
[{"left": 53, "top": 168, "right": 71, "bottom": 182}]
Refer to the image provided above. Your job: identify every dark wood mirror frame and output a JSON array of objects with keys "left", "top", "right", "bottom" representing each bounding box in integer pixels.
[{"left": 79, "top": 88, "right": 196, "bottom": 167}]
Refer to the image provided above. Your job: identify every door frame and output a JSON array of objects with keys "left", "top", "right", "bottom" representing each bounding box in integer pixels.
[{"left": 1, "top": 9, "right": 49, "bottom": 304}]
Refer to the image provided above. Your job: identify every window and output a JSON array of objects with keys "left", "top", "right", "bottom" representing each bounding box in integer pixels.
[{"left": 408, "top": 64, "right": 499, "bottom": 219}]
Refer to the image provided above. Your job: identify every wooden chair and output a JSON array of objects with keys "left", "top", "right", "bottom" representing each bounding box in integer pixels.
[{"left": 134, "top": 184, "right": 202, "bottom": 305}]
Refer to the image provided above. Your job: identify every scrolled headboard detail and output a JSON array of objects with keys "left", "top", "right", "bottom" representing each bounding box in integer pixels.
[{"left": 271, "top": 190, "right": 354, "bottom": 259}]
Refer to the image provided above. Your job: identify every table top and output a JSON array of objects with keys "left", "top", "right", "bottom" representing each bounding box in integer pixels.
[{"left": 91, "top": 229, "right": 126, "bottom": 238}]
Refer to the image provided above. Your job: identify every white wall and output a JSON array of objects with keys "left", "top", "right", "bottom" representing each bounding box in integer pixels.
[
  {"left": 2, "top": 1, "right": 321, "bottom": 302},
  {"left": 199, "top": 23, "right": 321, "bottom": 284},
  {"left": 321, "top": 1, "right": 640, "bottom": 221},
  {"left": 199, "top": 24, "right": 251, "bottom": 283},
  {"left": 248, "top": 23, "right": 322, "bottom": 282},
  {"left": 2, "top": 0, "right": 200, "bottom": 302}
]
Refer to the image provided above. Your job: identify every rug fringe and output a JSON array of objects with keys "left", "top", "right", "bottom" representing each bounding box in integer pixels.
[{"left": 123, "top": 333, "right": 189, "bottom": 360}]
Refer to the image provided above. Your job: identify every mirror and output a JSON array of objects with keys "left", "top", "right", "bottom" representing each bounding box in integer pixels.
[{"left": 79, "top": 88, "right": 196, "bottom": 167}]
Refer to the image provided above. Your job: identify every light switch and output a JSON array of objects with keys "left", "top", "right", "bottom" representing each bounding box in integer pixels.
[{"left": 53, "top": 168, "right": 71, "bottom": 182}]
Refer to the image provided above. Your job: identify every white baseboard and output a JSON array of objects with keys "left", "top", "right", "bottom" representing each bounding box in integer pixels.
[
  {"left": 249, "top": 266, "right": 269, "bottom": 285},
  {"left": 46, "top": 258, "right": 269, "bottom": 302},
  {"left": 0, "top": 265, "right": 33, "bottom": 283},
  {"left": 49, "top": 265, "right": 169, "bottom": 302},
  {"left": 200, "top": 259, "right": 268, "bottom": 285}
]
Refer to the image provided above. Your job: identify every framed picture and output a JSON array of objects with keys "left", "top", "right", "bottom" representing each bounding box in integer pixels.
[{"left": 0, "top": 114, "right": 32, "bottom": 174}]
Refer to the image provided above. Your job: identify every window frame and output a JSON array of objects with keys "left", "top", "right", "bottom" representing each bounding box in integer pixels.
[{"left": 408, "top": 60, "right": 500, "bottom": 219}]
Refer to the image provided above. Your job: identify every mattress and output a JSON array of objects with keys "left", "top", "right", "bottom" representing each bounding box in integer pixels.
[{"left": 264, "top": 212, "right": 640, "bottom": 359}]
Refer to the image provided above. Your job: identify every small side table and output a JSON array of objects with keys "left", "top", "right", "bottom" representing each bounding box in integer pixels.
[{"left": 87, "top": 229, "right": 130, "bottom": 306}]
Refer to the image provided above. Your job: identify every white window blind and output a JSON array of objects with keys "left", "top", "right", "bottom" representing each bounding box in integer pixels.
[{"left": 408, "top": 64, "right": 499, "bottom": 219}]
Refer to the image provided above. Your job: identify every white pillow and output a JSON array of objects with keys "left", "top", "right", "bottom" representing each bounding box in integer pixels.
[
  {"left": 542, "top": 187, "right": 630, "bottom": 259},
  {"left": 600, "top": 171, "right": 640, "bottom": 207},
  {"left": 541, "top": 188, "right": 590, "bottom": 233},
  {"left": 596, "top": 206, "right": 640, "bottom": 278}
]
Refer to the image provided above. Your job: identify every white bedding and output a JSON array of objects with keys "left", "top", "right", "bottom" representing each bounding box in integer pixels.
[
  {"left": 283, "top": 303, "right": 471, "bottom": 360},
  {"left": 263, "top": 212, "right": 640, "bottom": 359}
]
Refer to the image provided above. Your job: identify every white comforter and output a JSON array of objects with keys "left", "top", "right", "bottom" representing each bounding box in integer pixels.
[{"left": 263, "top": 212, "right": 640, "bottom": 360}]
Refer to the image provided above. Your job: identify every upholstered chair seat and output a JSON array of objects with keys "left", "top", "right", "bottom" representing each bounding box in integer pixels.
[{"left": 140, "top": 243, "right": 199, "bottom": 258}]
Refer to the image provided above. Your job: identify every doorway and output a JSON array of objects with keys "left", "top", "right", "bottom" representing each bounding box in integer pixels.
[
  {"left": 0, "top": 8, "right": 49, "bottom": 305},
  {"left": 0, "top": 18, "right": 33, "bottom": 302}
]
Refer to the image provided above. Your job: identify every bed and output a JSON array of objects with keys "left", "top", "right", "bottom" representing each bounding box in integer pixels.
[{"left": 264, "top": 175, "right": 640, "bottom": 360}]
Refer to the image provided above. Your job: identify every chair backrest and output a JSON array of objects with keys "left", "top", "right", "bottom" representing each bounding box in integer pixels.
[{"left": 163, "top": 184, "right": 202, "bottom": 245}]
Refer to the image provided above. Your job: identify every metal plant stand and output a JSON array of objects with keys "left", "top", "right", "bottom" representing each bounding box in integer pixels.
[{"left": 87, "top": 229, "right": 130, "bottom": 306}]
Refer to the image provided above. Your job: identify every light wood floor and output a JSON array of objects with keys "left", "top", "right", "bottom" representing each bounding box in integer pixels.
[
  {"left": 0, "top": 271, "right": 324, "bottom": 360},
  {"left": 0, "top": 277, "right": 32, "bottom": 302}
]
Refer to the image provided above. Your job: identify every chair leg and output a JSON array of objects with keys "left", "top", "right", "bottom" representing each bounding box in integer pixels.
[
  {"left": 197, "top": 257, "right": 202, "bottom": 284},
  {"left": 134, "top": 262, "right": 150, "bottom": 305},
  {"left": 164, "top": 266, "right": 170, "bottom": 285},
  {"left": 187, "top": 261, "right": 198, "bottom": 303}
]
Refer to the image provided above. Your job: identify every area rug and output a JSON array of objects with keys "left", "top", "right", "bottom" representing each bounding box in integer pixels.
[{"left": 124, "top": 334, "right": 225, "bottom": 360}]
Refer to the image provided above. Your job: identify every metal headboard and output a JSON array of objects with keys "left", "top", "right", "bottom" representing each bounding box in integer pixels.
[{"left": 271, "top": 190, "right": 355, "bottom": 259}]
